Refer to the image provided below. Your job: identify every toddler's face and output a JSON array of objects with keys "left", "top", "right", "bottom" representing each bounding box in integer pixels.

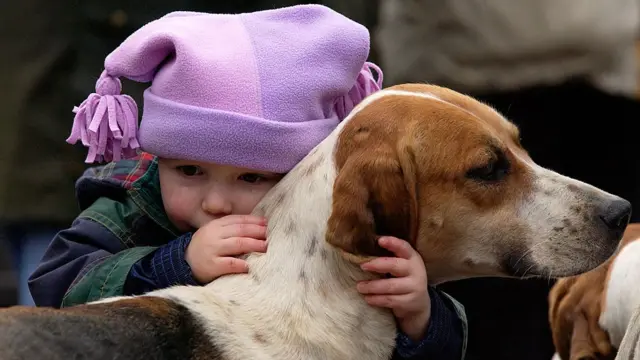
[{"left": 158, "top": 158, "right": 283, "bottom": 232}]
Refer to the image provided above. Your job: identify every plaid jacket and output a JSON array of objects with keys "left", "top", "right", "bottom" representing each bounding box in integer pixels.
[
  {"left": 27, "top": 153, "right": 467, "bottom": 359},
  {"left": 28, "top": 153, "right": 187, "bottom": 308}
]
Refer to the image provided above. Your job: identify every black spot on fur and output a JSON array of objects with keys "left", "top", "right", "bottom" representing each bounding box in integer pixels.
[
  {"left": 302, "top": 156, "right": 323, "bottom": 177},
  {"left": 285, "top": 218, "right": 295, "bottom": 235},
  {"left": 250, "top": 270, "right": 261, "bottom": 283},
  {"left": 273, "top": 192, "right": 286, "bottom": 208},
  {"left": 306, "top": 237, "right": 318, "bottom": 257}
]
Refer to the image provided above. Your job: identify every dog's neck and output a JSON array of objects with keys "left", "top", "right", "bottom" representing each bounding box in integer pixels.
[
  {"left": 193, "top": 128, "right": 396, "bottom": 359},
  {"left": 242, "top": 128, "right": 385, "bottom": 307},
  {"left": 249, "top": 132, "right": 370, "bottom": 289}
]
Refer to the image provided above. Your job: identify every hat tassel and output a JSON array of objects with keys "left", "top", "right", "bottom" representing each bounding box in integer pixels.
[
  {"left": 334, "top": 61, "right": 384, "bottom": 120},
  {"left": 67, "top": 70, "right": 140, "bottom": 163}
]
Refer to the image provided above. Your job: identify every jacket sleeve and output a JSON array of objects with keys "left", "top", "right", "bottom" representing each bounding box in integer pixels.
[
  {"left": 28, "top": 217, "right": 157, "bottom": 308},
  {"left": 392, "top": 287, "right": 468, "bottom": 360},
  {"left": 124, "top": 232, "right": 198, "bottom": 296}
]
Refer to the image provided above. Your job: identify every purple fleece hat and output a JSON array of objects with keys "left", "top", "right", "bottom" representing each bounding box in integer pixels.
[{"left": 67, "top": 4, "right": 383, "bottom": 173}]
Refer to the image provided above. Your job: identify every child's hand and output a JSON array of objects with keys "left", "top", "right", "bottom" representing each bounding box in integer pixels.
[
  {"left": 185, "top": 215, "right": 268, "bottom": 284},
  {"left": 356, "top": 236, "right": 431, "bottom": 341}
]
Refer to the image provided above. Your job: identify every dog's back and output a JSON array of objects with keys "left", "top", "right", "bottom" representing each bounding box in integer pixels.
[{"left": 0, "top": 297, "right": 221, "bottom": 360}]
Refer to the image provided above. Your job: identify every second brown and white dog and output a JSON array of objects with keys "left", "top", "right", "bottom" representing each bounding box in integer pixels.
[
  {"left": 0, "top": 84, "right": 630, "bottom": 360},
  {"left": 550, "top": 223, "right": 640, "bottom": 360}
]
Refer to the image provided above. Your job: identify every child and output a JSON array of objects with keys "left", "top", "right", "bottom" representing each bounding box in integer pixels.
[{"left": 28, "top": 5, "right": 466, "bottom": 359}]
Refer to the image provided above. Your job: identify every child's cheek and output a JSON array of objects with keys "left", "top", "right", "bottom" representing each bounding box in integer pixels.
[{"left": 162, "top": 188, "right": 200, "bottom": 231}]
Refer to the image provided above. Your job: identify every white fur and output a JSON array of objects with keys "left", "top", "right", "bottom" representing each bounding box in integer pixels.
[{"left": 600, "top": 240, "right": 640, "bottom": 348}]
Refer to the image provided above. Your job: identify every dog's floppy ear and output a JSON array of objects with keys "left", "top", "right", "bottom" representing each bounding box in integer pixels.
[{"left": 326, "top": 144, "right": 419, "bottom": 263}]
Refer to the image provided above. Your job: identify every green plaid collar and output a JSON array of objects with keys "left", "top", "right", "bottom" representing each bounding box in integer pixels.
[
  {"left": 127, "top": 157, "right": 181, "bottom": 237},
  {"left": 79, "top": 152, "right": 181, "bottom": 237}
]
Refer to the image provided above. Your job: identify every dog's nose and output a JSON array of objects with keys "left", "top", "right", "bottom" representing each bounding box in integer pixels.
[{"left": 599, "top": 198, "right": 632, "bottom": 233}]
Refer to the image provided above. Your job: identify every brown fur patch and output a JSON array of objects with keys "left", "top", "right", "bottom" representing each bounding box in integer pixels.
[
  {"left": 318, "top": 282, "right": 331, "bottom": 300},
  {"left": 253, "top": 332, "right": 268, "bottom": 344}
]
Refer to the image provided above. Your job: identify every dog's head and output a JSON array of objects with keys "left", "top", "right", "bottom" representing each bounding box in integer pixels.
[{"left": 326, "top": 84, "right": 631, "bottom": 284}]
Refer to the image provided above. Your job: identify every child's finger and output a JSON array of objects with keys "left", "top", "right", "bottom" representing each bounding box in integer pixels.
[
  {"left": 219, "top": 223, "right": 267, "bottom": 240},
  {"left": 216, "top": 214, "right": 267, "bottom": 227},
  {"left": 378, "top": 236, "right": 415, "bottom": 260},
  {"left": 363, "top": 293, "right": 415, "bottom": 310},
  {"left": 361, "top": 257, "right": 411, "bottom": 277},
  {"left": 213, "top": 257, "right": 249, "bottom": 277},
  {"left": 363, "top": 294, "right": 394, "bottom": 309},
  {"left": 216, "top": 237, "right": 268, "bottom": 256},
  {"left": 357, "top": 277, "right": 413, "bottom": 295}
]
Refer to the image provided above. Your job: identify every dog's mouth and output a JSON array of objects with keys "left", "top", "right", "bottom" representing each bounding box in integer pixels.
[
  {"left": 500, "top": 240, "right": 620, "bottom": 279},
  {"left": 500, "top": 251, "right": 543, "bottom": 278}
]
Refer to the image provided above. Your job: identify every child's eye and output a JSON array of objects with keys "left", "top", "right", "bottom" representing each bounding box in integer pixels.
[
  {"left": 176, "top": 165, "right": 203, "bottom": 177},
  {"left": 239, "top": 173, "right": 265, "bottom": 184}
]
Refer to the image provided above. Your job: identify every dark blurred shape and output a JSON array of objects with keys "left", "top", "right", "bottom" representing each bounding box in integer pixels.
[{"left": 0, "top": 241, "right": 17, "bottom": 308}]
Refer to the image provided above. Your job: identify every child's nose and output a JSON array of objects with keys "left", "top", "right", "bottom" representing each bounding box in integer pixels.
[{"left": 202, "top": 189, "right": 233, "bottom": 217}]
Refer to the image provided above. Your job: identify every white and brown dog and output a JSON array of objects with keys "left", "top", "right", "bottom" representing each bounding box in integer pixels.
[{"left": 0, "top": 84, "right": 631, "bottom": 360}]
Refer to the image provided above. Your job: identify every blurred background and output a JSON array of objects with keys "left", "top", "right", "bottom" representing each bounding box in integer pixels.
[{"left": 0, "top": 1, "right": 638, "bottom": 359}]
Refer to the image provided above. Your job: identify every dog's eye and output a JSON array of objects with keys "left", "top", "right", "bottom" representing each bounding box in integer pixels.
[{"left": 467, "top": 152, "right": 510, "bottom": 183}]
